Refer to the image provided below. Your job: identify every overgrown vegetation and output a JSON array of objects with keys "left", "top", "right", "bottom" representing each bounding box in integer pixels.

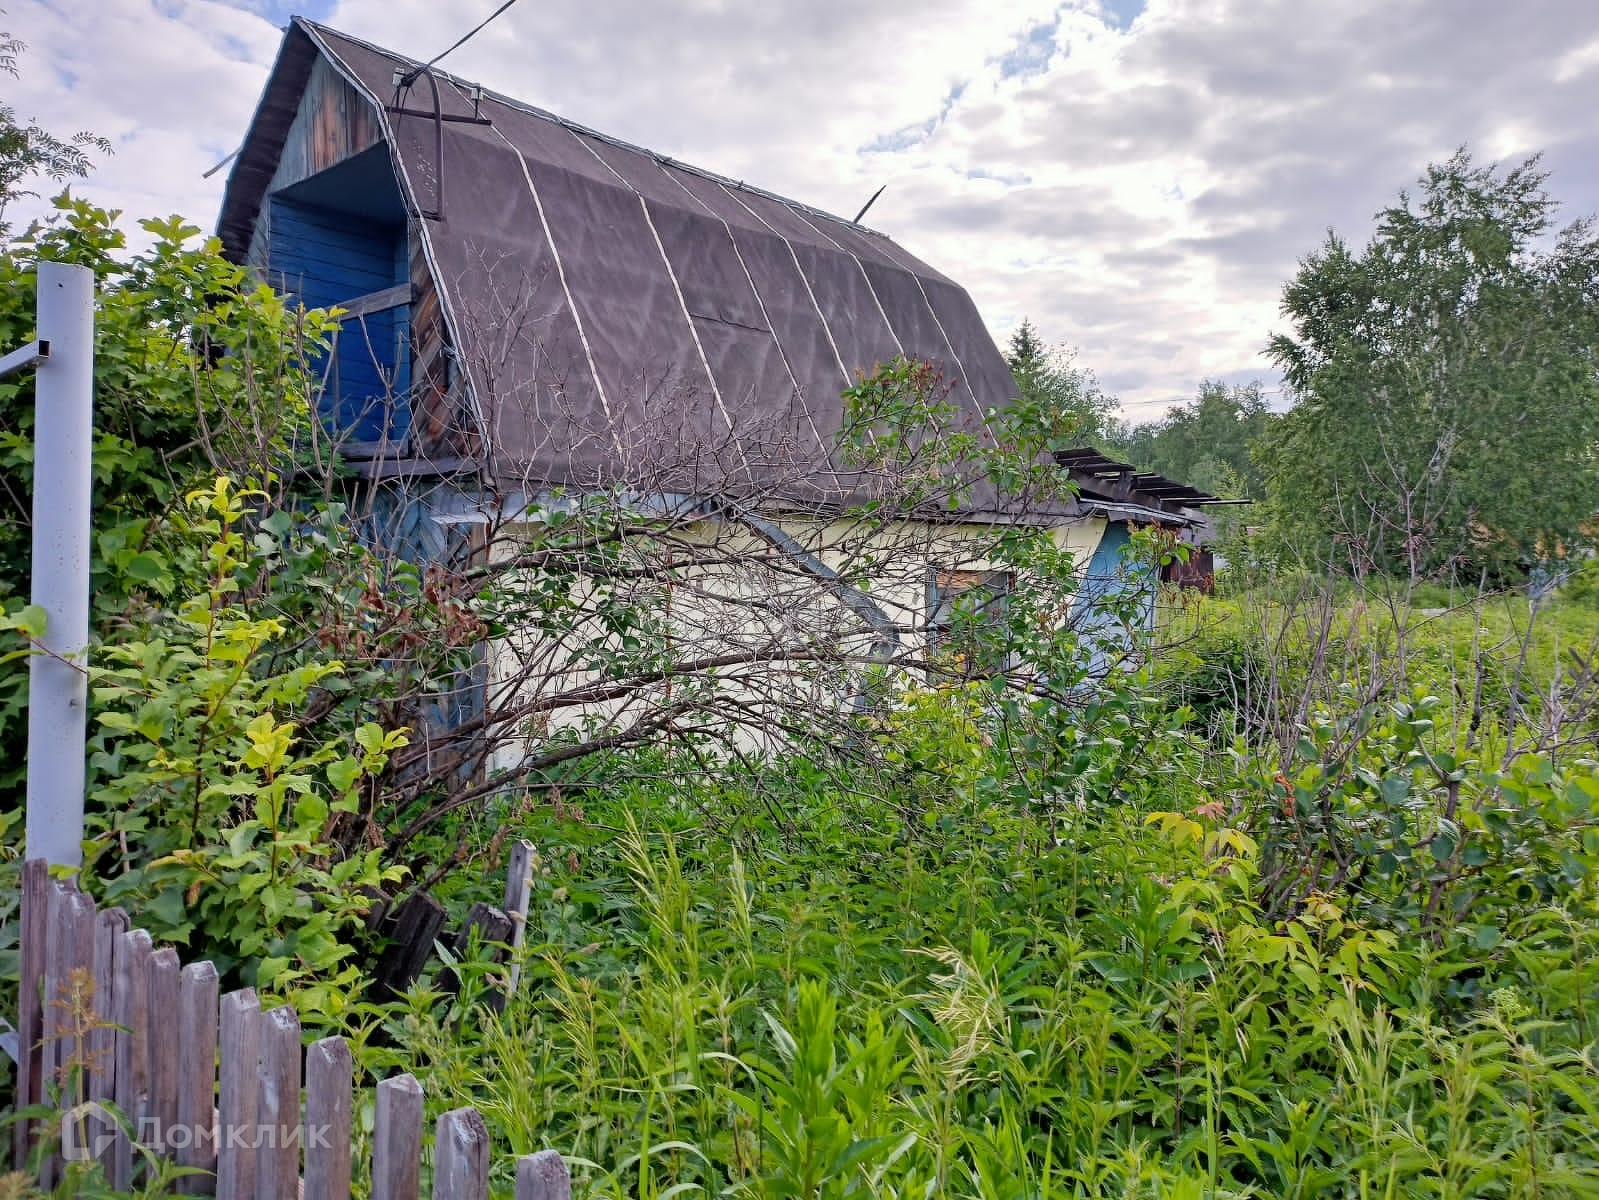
[
  {"left": 1256, "top": 151, "right": 1599, "bottom": 582},
  {"left": 0, "top": 56, "right": 1596, "bottom": 1199},
  {"left": 384, "top": 741, "right": 1597, "bottom": 1198}
]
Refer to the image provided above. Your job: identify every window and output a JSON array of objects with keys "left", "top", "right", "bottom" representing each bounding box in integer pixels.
[{"left": 927, "top": 568, "right": 1013, "bottom": 678}]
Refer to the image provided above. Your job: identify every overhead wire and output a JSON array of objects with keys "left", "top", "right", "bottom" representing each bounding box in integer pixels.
[
  {"left": 402, "top": 0, "right": 525, "bottom": 84},
  {"left": 205, "top": 0, "right": 523, "bottom": 179}
]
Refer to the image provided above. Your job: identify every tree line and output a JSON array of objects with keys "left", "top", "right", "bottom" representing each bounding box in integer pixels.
[{"left": 1009, "top": 150, "right": 1599, "bottom": 584}]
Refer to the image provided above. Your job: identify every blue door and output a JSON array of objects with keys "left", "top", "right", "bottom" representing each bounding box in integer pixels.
[{"left": 1076, "top": 521, "right": 1155, "bottom": 677}]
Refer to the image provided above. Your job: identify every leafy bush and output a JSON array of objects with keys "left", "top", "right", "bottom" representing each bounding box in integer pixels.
[
  {"left": 0, "top": 198, "right": 338, "bottom": 801},
  {"left": 1153, "top": 595, "right": 1276, "bottom": 736},
  {"left": 369, "top": 754, "right": 1599, "bottom": 1199},
  {"left": 1255, "top": 696, "right": 1599, "bottom": 948},
  {"left": 1562, "top": 558, "right": 1599, "bottom": 609},
  {"left": 82, "top": 479, "right": 406, "bottom": 996}
]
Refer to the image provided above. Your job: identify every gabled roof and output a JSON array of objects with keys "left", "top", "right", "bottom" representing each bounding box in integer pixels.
[{"left": 220, "top": 19, "right": 1021, "bottom": 499}]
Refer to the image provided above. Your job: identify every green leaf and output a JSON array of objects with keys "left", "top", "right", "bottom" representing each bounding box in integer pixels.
[
  {"left": 354, "top": 723, "right": 385, "bottom": 756},
  {"left": 122, "top": 552, "right": 165, "bottom": 582},
  {"left": 327, "top": 756, "right": 361, "bottom": 794},
  {"left": 0, "top": 604, "right": 48, "bottom": 639},
  {"left": 293, "top": 793, "right": 328, "bottom": 828},
  {"left": 147, "top": 885, "right": 188, "bottom": 930}
]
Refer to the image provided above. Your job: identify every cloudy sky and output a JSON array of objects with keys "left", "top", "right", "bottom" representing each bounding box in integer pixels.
[{"left": 6, "top": 0, "right": 1599, "bottom": 418}]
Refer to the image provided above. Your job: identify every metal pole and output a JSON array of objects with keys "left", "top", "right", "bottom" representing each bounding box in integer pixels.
[{"left": 25, "top": 261, "right": 94, "bottom": 868}]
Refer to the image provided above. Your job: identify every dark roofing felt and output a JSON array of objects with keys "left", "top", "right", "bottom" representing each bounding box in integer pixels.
[{"left": 220, "top": 19, "right": 1021, "bottom": 500}]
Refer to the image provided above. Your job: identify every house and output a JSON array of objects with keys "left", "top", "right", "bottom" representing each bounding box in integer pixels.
[
  {"left": 218, "top": 18, "right": 1026, "bottom": 494},
  {"left": 216, "top": 19, "right": 1231, "bottom": 759}
]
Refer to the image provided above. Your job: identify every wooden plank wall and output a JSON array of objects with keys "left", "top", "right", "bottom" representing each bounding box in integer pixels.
[
  {"left": 267, "top": 197, "right": 411, "bottom": 445},
  {"left": 246, "top": 56, "right": 382, "bottom": 269},
  {"left": 12, "top": 860, "right": 557, "bottom": 1199},
  {"left": 409, "top": 227, "right": 481, "bottom": 460},
  {"left": 235, "top": 50, "right": 419, "bottom": 452}
]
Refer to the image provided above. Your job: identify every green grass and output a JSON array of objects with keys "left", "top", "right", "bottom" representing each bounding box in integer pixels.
[
  {"left": 1154, "top": 579, "right": 1599, "bottom": 753},
  {"left": 374, "top": 770, "right": 1599, "bottom": 1199},
  {"left": 20, "top": 563, "right": 1597, "bottom": 1199}
]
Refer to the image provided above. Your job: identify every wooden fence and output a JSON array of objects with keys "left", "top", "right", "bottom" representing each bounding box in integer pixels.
[{"left": 11, "top": 857, "right": 569, "bottom": 1198}]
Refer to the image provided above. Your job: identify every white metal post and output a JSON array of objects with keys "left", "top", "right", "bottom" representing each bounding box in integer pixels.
[{"left": 25, "top": 261, "right": 94, "bottom": 868}]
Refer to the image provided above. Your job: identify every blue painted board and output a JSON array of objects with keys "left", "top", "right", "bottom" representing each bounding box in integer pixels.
[
  {"left": 1077, "top": 521, "right": 1155, "bottom": 678},
  {"left": 267, "top": 194, "right": 412, "bottom": 445}
]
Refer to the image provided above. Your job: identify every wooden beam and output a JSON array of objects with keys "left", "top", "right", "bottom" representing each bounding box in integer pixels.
[
  {"left": 372, "top": 1074, "right": 424, "bottom": 1200},
  {"left": 335, "top": 283, "right": 412, "bottom": 322}
]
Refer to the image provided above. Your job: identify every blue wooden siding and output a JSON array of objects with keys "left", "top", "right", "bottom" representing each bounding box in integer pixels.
[
  {"left": 1077, "top": 521, "right": 1156, "bottom": 676},
  {"left": 268, "top": 195, "right": 411, "bottom": 444}
]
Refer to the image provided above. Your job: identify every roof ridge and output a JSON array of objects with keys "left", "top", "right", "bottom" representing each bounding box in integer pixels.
[{"left": 293, "top": 16, "right": 892, "bottom": 242}]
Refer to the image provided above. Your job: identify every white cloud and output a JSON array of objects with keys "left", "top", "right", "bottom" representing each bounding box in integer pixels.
[
  {"left": 3, "top": 0, "right": 278, "bottom": 222},
  {"left": 5, "top": 0, "right": 1599, "bottom": 419},
  {"left": 1555, "top": 33, "right": 1599, "bottom": 82}
]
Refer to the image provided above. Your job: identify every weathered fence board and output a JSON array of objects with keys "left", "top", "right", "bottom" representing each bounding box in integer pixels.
[
  {"left": 90, "top": 907, "right": 129, "bottom": 1179},
  {"left": 177, "top": 960, "right": 220, "bottom": 1193},
  {"left": 12, "top": 859, "right": 48, "bottom": 1167},
  {"left": 13, "top": 861, "right": 570, "bottom": 1198},
  {"left": 257, "top": 1004, "right": 302, "bottom": 1200},
  {"left": 88, "top": 906, "right": 128, "bottom": 1118},
  {"left": 373, "top": 1073, "right": 425, "bottom": 1200},
  {"left": 41, "top": 880, "right": 92, "bottom": 1187},
  {"left": 433, "top": 1109, "right": 489, "bottom": 1198},
  {"left": 305, "top": 1036, "right": 353, "bottom": 1200},
  {"left": 515, "top": 1148, "right": 573, "bottom": 1200},
  {"left": 504, "top": 840, "right": 535, "bottom": 997},
  {"left": 146, "top": 947, "right": 182, "bottom": 1155},
  {"left": 371, "top": 890, "right": 447, "bottom": 1001},
  {"left": 111, "top": 926, "right": 153, "bottom": 1189},
  {"left": 216, "top": 987, "right": 261, "bottom": 1199}
]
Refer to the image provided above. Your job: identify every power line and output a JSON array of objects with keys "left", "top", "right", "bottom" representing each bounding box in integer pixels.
[
  {"left": 404, "top": 0, "right": 524, "bottom": 83},
  {"left": 207, "top": 1, "right": 526, "bottom": 179}
]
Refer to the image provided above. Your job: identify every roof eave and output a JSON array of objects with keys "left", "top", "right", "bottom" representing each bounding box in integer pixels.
[{"left": 215, "top": 21, "right": 321, "bottom": 262}]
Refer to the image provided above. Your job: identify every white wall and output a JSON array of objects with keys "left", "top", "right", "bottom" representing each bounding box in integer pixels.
[{"left": 482, "top": 511, "right": 1110, "bottom": 772}]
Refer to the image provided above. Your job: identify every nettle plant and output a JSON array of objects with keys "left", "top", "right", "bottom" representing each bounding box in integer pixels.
[{"left": 83, "top": 479, "right": 406, "bottom": 999}]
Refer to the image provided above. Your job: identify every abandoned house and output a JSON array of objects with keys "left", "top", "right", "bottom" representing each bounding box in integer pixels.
[{"left": 216, "top": 18, "right": 1229, "bottom": 757}]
